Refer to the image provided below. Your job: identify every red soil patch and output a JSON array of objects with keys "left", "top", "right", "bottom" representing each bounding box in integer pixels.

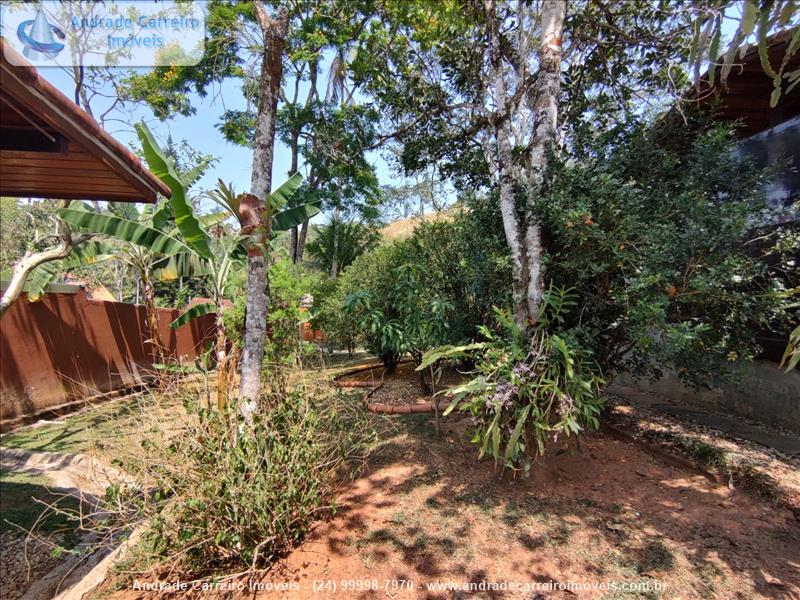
[
  {"left": 253, "top": 416, "right": 798, "bottom": 599},
  {"left": 105, "top": 368, "right": 800, "bottom": 599}
]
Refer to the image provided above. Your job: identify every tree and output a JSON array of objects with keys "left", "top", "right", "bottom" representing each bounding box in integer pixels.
[
  {"left": 118, "top": 1, "right": 385, "bottom": 412},
  {"left": 234, "top": 3, "right": 290, "bottom": 420},
  {"left": 349, "top": 1, "right": 648, "bottom": 333},
  {"left": 306, "top": 216, "right": 379, "bottom": 276},
  {"left": 168, "top": 173, "right": 316, "bottom": 408},
  {"left": 0, "top": 202, "right": 94, "bottom": 316}
]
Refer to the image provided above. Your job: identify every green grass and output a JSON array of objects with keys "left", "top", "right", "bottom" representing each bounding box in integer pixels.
[
  {"left": 0, "top": 397, "right": 145, "bottom": 454},
  {"left": 0, "top": 469, "right": 81, "bottom": 548}
]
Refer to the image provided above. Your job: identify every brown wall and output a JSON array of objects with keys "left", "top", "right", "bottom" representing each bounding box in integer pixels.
[{"left": 0, "top": 289, "right": 216, "bottom": 426}]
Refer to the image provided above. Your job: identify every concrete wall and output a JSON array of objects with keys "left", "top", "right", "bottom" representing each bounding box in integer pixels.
[
  {"left": 615, "top": 361, "right": 800, "bottom": 434},
  {"left": 0, "top": 288, "right": 216, "bottom": 426}
]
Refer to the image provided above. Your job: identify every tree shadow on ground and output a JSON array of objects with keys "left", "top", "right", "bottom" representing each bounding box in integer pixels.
[{"left": 276, "top": 407, "right": 799, "bottom": 600}]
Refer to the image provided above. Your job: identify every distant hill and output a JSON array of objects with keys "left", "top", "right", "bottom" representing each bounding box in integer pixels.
[{"left": 380, "top": 208, "right": 459, "bottom": 242}]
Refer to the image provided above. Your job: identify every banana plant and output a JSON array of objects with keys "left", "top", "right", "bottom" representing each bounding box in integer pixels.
[
  {"left": 207, "top": 173, "right": 320, "bottom": 239},
  {"left": 153, "top": 228, "right": 246, "bottom": 409},
  {"left": 158, "top": 174, "right": 318, "bottom": 409},
  {"left": 34, "top": 123, "right": 213, "bottom": 365},
  {"left": 56, "top": 202, "right": 197, "bottom": 364}
]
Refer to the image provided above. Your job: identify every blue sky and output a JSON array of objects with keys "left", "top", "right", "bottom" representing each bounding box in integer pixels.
[{"left": 34, "top": 63, "right": 399, "bottom": 214}]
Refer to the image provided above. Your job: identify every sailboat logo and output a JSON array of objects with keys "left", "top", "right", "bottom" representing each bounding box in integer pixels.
[{"left": 17, "top": 6, "right": 65, "bottom": 61}]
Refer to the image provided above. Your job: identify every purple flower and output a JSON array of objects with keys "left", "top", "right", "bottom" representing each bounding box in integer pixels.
[
  {"left": 486, "top": 380, "right": 517, "bottom": 412},
  {"left": 512, "top": 362, "right": 533, "bottom": 380}
]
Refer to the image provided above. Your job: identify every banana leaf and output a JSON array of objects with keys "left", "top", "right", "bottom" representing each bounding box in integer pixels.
[
  {"left": 58, "top": 208, "right": 190, "bottom": 256},
  {"left": 273, "top": 200, "right": 322, "bottom": 232},
  {"left": 135, "top": 122, "right": 211, "bottom": 259},
  {"left": 270, "top": 172, "right": 303, "bottom": 210},
  {"left": 27, "top": 241, "right": 116, "bottom": 301},
  {"left": 152, "top": 252, "right": 213, "bottom": 281},
  {"left": 170, "top": 301, "right": 216, "bottom": 329}
]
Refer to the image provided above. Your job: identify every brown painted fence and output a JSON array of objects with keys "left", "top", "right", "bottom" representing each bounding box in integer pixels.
[{"left": 0, "top": 288, "right": 215, "bottom": 428}]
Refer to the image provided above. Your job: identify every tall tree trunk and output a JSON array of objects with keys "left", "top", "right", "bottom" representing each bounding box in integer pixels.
[
  {"left": 523, "top": 0, "right": 565, "bottom": 322},
  {"left": 292, "top": 63, "right": 318, "bottom": 264},
  {"left": 289, "top": 128, "right": 300, "bottom": 263},
  {"left": 295, "top": 171, "right": 317, "bottom": 263},
  {"left": 239, "top": 3, "right": 289, "bottom": 420},
  {"left": 487, "top": 0, "right": 529, "bottom": 331},
  {"left": 297, "top": 220, "right": 309, "bottom": 263},
  {"left": 485, "top": 0, "right": 565, "bottom": 333},
  {"left": 329, "top": 205, "right": 341, "bottom": 277}
]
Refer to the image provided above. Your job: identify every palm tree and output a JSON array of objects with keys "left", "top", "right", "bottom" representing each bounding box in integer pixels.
[
  {"left": 155, "top": 173, "right": 317, "bottom": 408},
  {"left": 306, "top": 216, "right": 379, "bottom": 276}
]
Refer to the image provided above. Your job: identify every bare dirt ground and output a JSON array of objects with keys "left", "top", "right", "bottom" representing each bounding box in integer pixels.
[
  {"left": 234, "top": 410, "right": 796, "bottom": 600},
  {"left": 340, "top": 362, "right": 464, "bottom": 409},
  {"left": 605, "top": 386, "right": 800, "bottom": 516},
  {"left": 43, "top": 367, "right": 800, "bottom": 600}
]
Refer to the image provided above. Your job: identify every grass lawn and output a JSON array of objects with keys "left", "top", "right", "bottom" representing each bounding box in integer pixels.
[
  {"left": 0, "top": 395, "right": 156, "bottom": 455},
  {"left": 0, "top": 469, "right": 81, "bottom": 549}
]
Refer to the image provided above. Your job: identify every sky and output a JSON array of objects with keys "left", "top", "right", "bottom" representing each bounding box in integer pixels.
[{"left": 33, "top": 60, "right": 400, "bottom": 217}]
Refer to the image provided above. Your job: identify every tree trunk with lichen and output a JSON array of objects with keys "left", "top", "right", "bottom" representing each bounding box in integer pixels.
[
  {"left": 238, "top": 3, "right": 289, "bottom": 423},
  {"left": 485, "top": 0, "right": 565, "bottom": 334}
]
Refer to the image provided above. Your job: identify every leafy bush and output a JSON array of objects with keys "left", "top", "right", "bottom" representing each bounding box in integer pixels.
[
  {"left": 332, "top": 243, "right": 456, "bottom": 374},
  {"left": 419, "top": 288, "right": 604, "bottom": 472},
  {"left": 404, "top": 197, "right": 513, "bottom": 342},
  {"left": 89, "top": 382, "right": 377, "bottom": 577},
  {"left": 309, "top": 274, "right": 361, "bottom": 355},
  {"left": 538, "top": 120, "right": 794, "bottom": 387},
  {"left": 225, "top": 258, "right": 321, "bottom": 373},
  {"left": 318, "top": 198, "right": 511, "bottom": 370}
]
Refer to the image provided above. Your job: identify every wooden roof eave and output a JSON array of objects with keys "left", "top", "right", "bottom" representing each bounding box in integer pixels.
[{"left": 0, "top": 40, "right": 170, "bottom": 203}]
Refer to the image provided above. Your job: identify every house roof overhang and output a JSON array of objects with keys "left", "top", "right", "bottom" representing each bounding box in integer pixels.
[
  {"left": 686, "top": 27, "right": 800, "bottom": 137},
  {"left": 0, "top": 38, "right": 170, "bottom": 203}
]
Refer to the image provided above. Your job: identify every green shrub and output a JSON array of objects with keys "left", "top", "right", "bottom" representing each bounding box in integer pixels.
[
  {"left": 316, "top": 197, "right": 512, "bottom": 363},
  {"left": 225, "top": 258, "right": 321, "bottom": 372},
  {"left": 539, "top": 119, "right": 794, "bottom": 387},
  {"left": 404, "top": 198, "right": 513, "bottom": 342}
]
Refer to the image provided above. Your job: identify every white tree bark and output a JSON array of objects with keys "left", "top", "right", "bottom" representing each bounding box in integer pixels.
[
  {"left": 524, "top": 0, "right": 565, "bottom": 321},
  {"left": 487, "top": 0, "right": 529, "bottom": 331},
  {"left": 483, "top": 0, "right": 566, "bottom": 333},
  {"left": 239, "top": 3, "right": 289, "bottom": 420}
]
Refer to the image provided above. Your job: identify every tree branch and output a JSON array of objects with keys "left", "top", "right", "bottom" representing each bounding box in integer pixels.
[{"left": 0, "top": 201, "right": 92, "bottom": 315}]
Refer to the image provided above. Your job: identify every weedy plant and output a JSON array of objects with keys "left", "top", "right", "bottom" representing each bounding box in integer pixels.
[
  {"left": 418, "top": 287, "right": 605, "bottom": 473},
  {"left": 33, "top": 373, "right": 378, "bottom": 581}
]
